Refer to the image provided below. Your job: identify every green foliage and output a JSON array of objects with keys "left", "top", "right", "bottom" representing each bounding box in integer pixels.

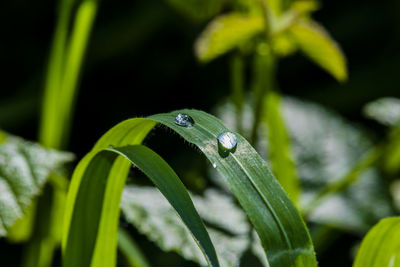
[
  {"left": 353, "top": 217, "right": 400, "bottom": 267},
  {"left": 0, "top": 133, "right": 73, "bottom": 237},
  {"left": 289, "top": 20, "right": 347, "bottom": 82},
  {"left": 195, "top": 14, "right": 264, "bottom": 63}
]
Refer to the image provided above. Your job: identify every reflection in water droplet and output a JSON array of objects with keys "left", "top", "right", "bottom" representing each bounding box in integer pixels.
[
  {"left": 174, "top": 113, "right": 194, "bottom": 127},
  {"left": 213, "top": 163, "right": 217, "bottom": 168},
  {"left": 217, "top": 132, "right": 238, "bottom": 158}
]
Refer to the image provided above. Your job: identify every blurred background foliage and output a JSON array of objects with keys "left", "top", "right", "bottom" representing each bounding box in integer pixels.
[{"left": 0, "top": 0, "right": 400, "bottom": 266}]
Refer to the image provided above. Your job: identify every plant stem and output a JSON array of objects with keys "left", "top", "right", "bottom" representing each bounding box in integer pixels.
[
  {"left": 230, "top": 52, "right": 245, "bottom": 134},
  {"left": 250, "top": 47, "right": 275, "bottom": 145}
]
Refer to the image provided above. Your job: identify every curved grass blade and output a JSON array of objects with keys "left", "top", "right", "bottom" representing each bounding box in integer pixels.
[
  {"left": 150, "top": 109, "right": 317, "bottom": 266},
  {"left": 353, "top": 217, "right": 400, "bottom": 267},
  {"left": 63, "top": 143, "right": 218, "bottom": 267},
  {"left": 63, "top": 110, "right": 316, "bottom": 267}
]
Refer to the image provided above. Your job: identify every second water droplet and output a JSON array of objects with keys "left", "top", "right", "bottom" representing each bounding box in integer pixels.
[{"left": 217, "top": 131, "right": 238, "bottom": 158}]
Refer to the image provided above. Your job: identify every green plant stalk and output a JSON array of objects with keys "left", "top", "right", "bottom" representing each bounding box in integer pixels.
[
  {"left": 263, "top": 90, "right": 300, "bottom": 203},
  {"left": 118, "top": 228, "right": 150, "bottom": 267},
  {"left": 249, "top": 48, "right": 275, "bottom": 145},
  {"left": 230, "top": 52, "right": 245, "bottom": 134}
]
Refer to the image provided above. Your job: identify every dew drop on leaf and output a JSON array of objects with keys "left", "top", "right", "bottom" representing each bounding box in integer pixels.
[
  {"left": 174, "top": 113, "right": 195, "bottom": 128},
  {"left": 217, "top": 132, "right": 238, "bottom": 158},
  {"left": 212, "top": 163, "right": 217, "bottom": 168}
]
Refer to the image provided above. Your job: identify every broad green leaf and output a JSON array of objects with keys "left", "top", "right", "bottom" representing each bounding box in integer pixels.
[
  {"left": 63, "top": 110, "right": 316, "bottom": 267},
  {"left": 166, "top": 0, "right": 223, "bottom": 23},
  {"left": 353, "top": 217, "right": 400, "bottom": 267},
  {"left": 121, "top": 186, "right": 252, "bottom": 267},
  {"left": 63, "top": 142, "right": 218, "bottom": 267},
  {"left": 195, "top": 13, "right": 264, "bottom": 63},
  {"left": 118, "top": 228, "right": 150, "bottom": 267},
  {"left": 290, "top": 20, "right": 347, "bottom": 82},
  {"left": 363, "top": 97, "right": 400, "bottom": 127},
  {"left": 0, "top": 133, "right": 73, "bottom": 237}
]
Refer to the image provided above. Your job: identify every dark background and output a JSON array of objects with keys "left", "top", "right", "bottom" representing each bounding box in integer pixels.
[{"left": 0, "top": 0, "right": 399, "bottom": 266}]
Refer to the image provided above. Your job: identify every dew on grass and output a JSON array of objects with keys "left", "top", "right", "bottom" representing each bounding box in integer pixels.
[
  {"left": 217, "top": 132, "right": 238, "bottom": 158},
  {"left": 174, "top": 113, "right": 195, "bottom": 128}
]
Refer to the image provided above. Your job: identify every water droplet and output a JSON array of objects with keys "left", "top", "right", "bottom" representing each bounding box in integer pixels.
[
  {"left": 212, "top": 163, "right": 217, "bottom": 168},
  {"left": 174, "top": 113, "right": 194, "bottom": 128},
  {"left": 217, "top": 132, "right": 238, "bottom": 158}
]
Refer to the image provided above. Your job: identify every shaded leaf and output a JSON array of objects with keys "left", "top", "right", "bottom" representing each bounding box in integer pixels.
[
  {"left": 195, "top": 13, "right": 264, "bottom": 63},
  {"left": 0, "top": 133, "right": 73, "bottom": 237},
  {"left": 363, "top": 97, "right": 400, "bottom": 127},
  {"left": 290, "top": 20, "right": 347, "bottom": 82}
]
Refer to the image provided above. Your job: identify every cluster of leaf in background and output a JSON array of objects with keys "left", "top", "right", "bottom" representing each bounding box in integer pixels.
[{"left": 1, "top": 0, "right": 400, "bottom": 266}]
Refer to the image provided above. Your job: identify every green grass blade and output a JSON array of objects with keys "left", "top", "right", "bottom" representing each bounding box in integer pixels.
[
  {"left": 63, "top": 109, "right": 316, "bottom": 267},
  {"left": 118, "top": 228, "right": 150, "bottom": 267},
  {"left": 353, "top": 217, "right": 400, "bottom": 267},
  {"left": 150, "top": 109, "right": 317, "bottom": 266},
  {"left": 109, "top": 145, "right": 218, "bottom": 266},
  {"left": 62, "top": 118, "right": 218, "bottom": 267},
  {"left": 57, "top": 0, "right": 98, "bottom": 148},
  {"left": 39, "top": 0, "right": 75, "bottom": 148}
]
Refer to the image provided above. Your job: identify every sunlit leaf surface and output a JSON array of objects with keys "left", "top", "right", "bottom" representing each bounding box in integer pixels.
[
  {"left": 290, "top": 20, "right": 347, "bottom": 82},
  {"left": 195, "top": 13, "right": 264, "bottom": 63},
  {"left": 353, "top": 217, "right": 400, "bottom": 267}
]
